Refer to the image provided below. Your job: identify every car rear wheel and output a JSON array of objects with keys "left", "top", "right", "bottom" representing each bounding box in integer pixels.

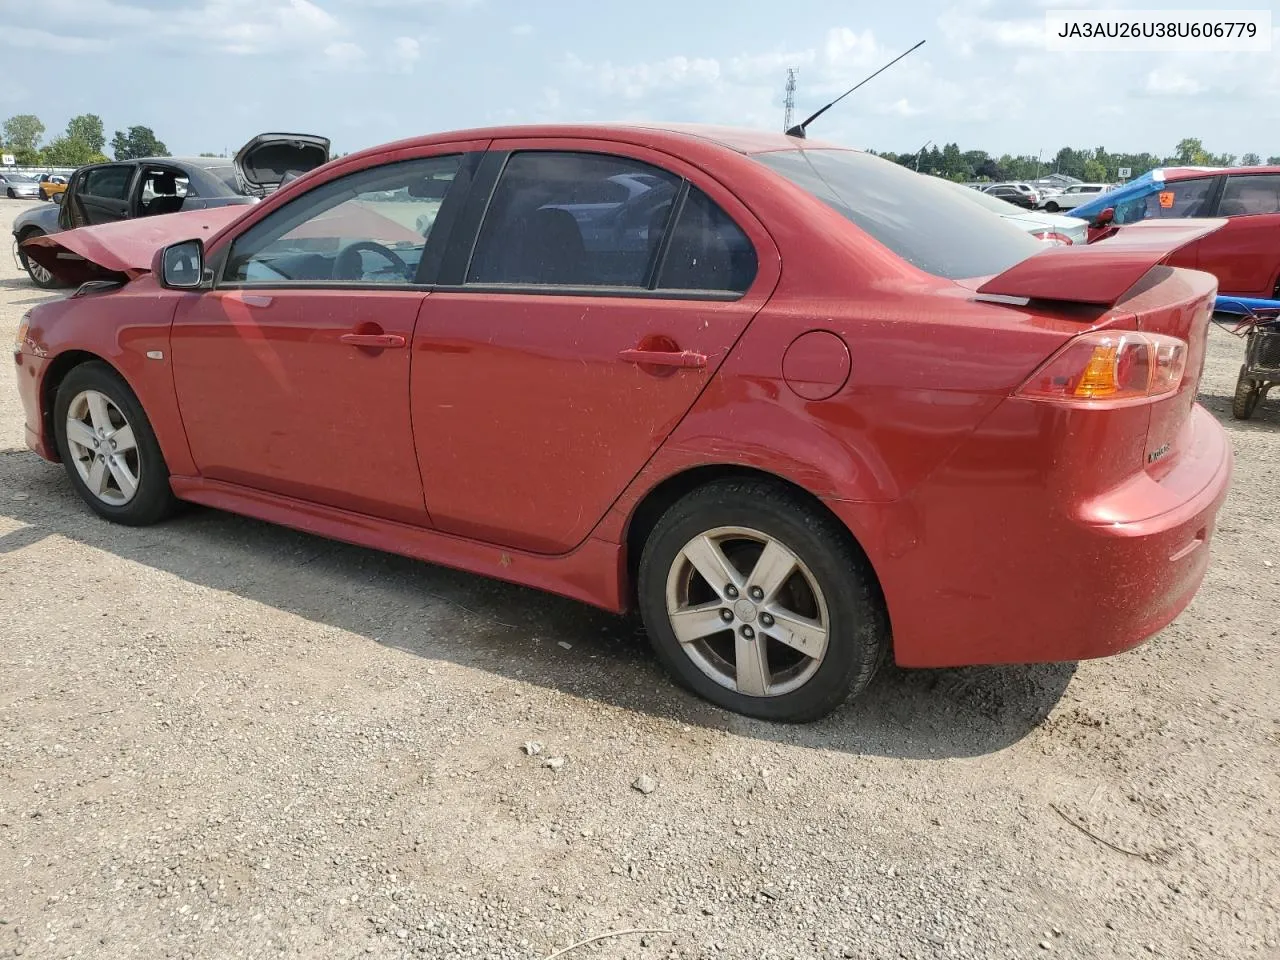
[
  {"left": 1232, "top": 364, "right": 1260, "bottom": 420},
  {"left": 53, "top": 362, "right": 178, "bottom": 526},
  {"left": 637, "top": 479, "right": 888, "bottom": 722},
  {"left": 17, "top": 229, "right": 65, "bottom": 289}
]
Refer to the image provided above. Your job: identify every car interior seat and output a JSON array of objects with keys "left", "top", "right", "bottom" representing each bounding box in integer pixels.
[{"left": 144, "top": 173, "right": 184, "bottom": 217}]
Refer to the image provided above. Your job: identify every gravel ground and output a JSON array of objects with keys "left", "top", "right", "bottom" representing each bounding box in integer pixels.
[{"left": 0, "top": 197, "right": 1277, "bottom": 960}]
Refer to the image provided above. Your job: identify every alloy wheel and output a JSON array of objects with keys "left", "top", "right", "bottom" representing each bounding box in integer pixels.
[
  {"left": 65, "top": 389, "right": 141, "bottom": 506},
  {"left": 664, "top": 525, "right": 830, "bottom": 698},
  {"left": 25, "top": 255, "right": 54, "bottom": 286}
]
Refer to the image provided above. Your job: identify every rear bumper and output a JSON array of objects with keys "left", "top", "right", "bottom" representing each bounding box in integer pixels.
[{"left": 827, "top": 403, "right": 1232, "bottom": 668}]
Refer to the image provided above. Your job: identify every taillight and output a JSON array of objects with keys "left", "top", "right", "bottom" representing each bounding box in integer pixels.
[
  {"left": 1015, "top": 331, "right": 1188, "bottom": 404},
  {"left": 1031, "top": 230, "right": 1073, "bottom": 245}
]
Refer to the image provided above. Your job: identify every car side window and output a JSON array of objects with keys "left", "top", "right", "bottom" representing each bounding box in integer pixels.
[
  {"left": 656, "top": 186, "right": 757, "bottom": 293},
  {"left": 224, "top": 154, "right": 465, "bottom": 285},
  {"left": 1218, "top": 175, "right": 1280, "bottom": 216},
  {"left": 466, "top": 151, "right": 682, "bottom": 288},
  {"left": 82, "top": 165, "right": 134, "bottom": 200},
  {"left": 1147, "top": 176, "right": 1217, "bottom": 220}
]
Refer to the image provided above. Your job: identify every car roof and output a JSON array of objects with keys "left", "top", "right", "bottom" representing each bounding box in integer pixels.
[
  {"left": 1164, "top": 164, "right": 1280, "bottom": 180},
  {"left": 339, "top": 123, "right": 850, "bottom": 163}
]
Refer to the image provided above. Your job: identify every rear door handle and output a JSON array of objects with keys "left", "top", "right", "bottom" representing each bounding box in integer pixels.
[
  {"left": 618, "top": 348, "right": 707, "bottom": 369},
  {"left": 340, "top": 333, "right": 407, "bottom": 349}
]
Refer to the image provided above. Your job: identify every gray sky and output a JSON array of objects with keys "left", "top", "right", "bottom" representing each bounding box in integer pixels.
[{"left": 3, "top": 0, "right": 1276, "bottom": 158}]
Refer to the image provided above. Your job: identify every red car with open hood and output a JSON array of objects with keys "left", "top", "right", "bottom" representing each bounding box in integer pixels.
[{"left": 13, "top": 124, "right": 1232, "bottom": 721}]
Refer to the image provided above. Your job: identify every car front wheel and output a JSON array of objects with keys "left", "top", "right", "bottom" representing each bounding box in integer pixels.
[
  {"left": 1044, "top": 202, "right": 1060, "bottom": 212},
  {"left": 17, "top": 230, "right": 66, "bottom": 289},
  {"left": 637, "top": 479, "right": 888, "bottom": 722},
  {"left": 53, "top": 362, "right": 178, "bottom": 526}
]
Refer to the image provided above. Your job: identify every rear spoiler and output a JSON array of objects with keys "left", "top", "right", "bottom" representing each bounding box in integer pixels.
[{"left": 976, "top": 218, "right": 1227, "bottom": 307}]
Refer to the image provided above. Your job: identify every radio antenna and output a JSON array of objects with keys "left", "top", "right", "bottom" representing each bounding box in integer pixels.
[{"left": 786, "top": 39, "right": 926, "bottom": 139}]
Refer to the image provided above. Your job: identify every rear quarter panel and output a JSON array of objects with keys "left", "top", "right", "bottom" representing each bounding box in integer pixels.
[{"left": 599, "top": 282, "right": 1090, "bottom": 551}]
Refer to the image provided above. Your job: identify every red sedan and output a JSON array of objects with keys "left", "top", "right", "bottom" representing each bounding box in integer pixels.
[{"left": 15, "top": 124, "right": 1233, "bottom": 722}]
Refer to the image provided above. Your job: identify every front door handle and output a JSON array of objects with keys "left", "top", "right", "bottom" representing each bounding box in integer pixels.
[
  {"left": 618, "top": 348, "right": 707, "bottom": 369},
  {"left": 340, "top": 332, "right": 406, "bottom": 349}
]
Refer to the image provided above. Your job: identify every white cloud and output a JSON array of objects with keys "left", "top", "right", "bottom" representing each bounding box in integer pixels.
[
  {"left": 567, "top": 54, "right": 723, "bottom": 102},
  {"left": 1145, "top": 68, "right": 1204, "bottom": 96},
  {"left": 511, "top": 24, "right": 534, "bottom": 36},
  {"left": 325, "top": 41, "right": 367, "bottom": 66},
  {"left": 0, "top": 27, "right": 110, "bottom": 53},
  {"left": 881, "top": 97, "right": 923, "bottom": 117},
  {"left": 389, "top": 36, "right": 422, "bottom": 73},
  {"left": 29, "top": 0, "right": 342, "bottom": 56}
]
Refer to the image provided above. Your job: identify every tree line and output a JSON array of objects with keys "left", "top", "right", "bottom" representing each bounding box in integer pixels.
[
  {"left": 1, "top": 113, "right": 170, "bottom": 166},
  {"left": 873, "top": 138, "right": 1274, "bottom": 183}
]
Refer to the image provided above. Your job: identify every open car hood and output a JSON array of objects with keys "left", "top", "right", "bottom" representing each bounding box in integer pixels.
[
  {"left": 234, "top": 132, "right": 330, "bottom": 194},
  {"left": 21, "top": 206, "right": 249, "bottom": 286},
  {"left": 975, "top": 218, "right": 1227, "bottom": 306}
]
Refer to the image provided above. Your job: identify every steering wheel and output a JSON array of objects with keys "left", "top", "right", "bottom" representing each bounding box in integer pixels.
[{"left": 333, "top": 240, "right": 410, "bottom": 282}]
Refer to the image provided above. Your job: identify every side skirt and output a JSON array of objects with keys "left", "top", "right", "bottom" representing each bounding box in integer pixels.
[{"left": 168, "top": 477, "right": 628, "bottom": 613}]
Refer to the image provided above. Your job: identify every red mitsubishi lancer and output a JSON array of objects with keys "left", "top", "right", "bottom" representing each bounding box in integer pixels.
[{"left": 14, "top": 123, "right": 1232, "bottom": 721}]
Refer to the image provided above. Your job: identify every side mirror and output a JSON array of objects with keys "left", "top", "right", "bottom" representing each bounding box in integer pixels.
[
  {"left": 52, "top": 192, "right": 63, "bottom": 205},
  {"left": 1091, "top": 206, "right": 1115, "bottom": 229},
  {"left": 157, "top": 238, "right": 205, "bottom": 289}
]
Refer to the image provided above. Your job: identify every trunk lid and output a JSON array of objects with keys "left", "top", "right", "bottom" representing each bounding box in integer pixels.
[
  {"left": 234, "top": 133, "right": 330, "bottom": 195},
  {"left": 21, "top": 206, "right": 249, "bottom": 285}
]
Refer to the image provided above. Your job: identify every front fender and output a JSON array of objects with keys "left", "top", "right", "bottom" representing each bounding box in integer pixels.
[
  {"left": 22, "top": 277, "right": 197, "bottom": 477},
  {"left": 12, "top": 203, "right": 60, "bottom": 239}
]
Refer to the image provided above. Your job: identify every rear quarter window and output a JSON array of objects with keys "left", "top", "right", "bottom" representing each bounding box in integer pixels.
[{"left": 755, "top": 149, "right": 1042, "bottom": 280}]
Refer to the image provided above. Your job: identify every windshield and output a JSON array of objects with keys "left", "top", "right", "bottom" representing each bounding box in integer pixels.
[
  {"left": 754, "top": 148, "right": 1044, "bottom": 279},
  {"left": 5, "top": 173, "right": 35, "bottom": 183}
]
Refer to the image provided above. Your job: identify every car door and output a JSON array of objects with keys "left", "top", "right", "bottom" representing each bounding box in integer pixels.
[
  {"left": 72, "top": 163, "right": 138, "bottom": 226},
  {"left": 170, "top": 145, "right": 486, "bottom": 525},
  {"left": 410, "top": 141, "right": 780, "bottom": 555},
  {"left": 1191, "top": 173, "right": 1280, "bottom": 297}
]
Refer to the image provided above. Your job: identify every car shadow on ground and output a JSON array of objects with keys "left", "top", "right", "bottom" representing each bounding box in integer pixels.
[
  {"left": 0, "top": 452, "right": 1076, "bottom": 761},
  {"left": 0, "top": 276, "right": 59, "bottom": 306}
]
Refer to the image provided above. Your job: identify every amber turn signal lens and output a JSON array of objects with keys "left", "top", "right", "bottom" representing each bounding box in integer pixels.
[{"left": 1016, "top": 331, "right": 1187, "bottom": 404}]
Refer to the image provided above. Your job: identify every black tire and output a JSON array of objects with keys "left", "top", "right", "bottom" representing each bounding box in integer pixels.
[
  {"left": 17, "top": 229, "right": 68, "bottom": 289},
  {"left": 1045, "top": 202, "right": 1060, "bottom": 212},
  {"left": 637, "top": 479, "right": 888, "bottom": 722},
  {"left": 53, "top": 361, "right": 178, "bottom": 526},
  {"left": 1232, "top": 365, "right": 1260, "bottom": 420}
]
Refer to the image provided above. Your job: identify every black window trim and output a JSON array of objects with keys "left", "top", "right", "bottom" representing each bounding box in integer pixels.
[
  {"left": 211, "top": 151, "right": 484, "bottom": 292},
  {"left": 1198, "top": 174, "right": 1227, "bottom": 217},
  {"left": 205, "top": 145, "right": 759, "bottom": 300},
  {"left": 441, "top": 147, "right": 756, "bottom": 302}
]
